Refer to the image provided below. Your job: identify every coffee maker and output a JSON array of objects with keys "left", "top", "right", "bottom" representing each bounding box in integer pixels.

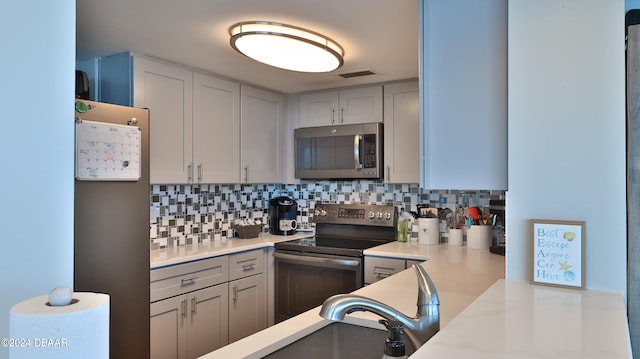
[{"left": 268, "top": 196, "right": 298, "bottom": 235}]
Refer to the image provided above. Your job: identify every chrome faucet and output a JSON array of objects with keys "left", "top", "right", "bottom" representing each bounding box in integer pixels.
[{"left": 319, "top": 264, "right": 440, "bottom": 350}]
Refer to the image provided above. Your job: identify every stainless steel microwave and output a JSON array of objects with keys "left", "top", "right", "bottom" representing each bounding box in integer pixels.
[{"left": 294, "top": 122, "right": 383, "bottom": 179}]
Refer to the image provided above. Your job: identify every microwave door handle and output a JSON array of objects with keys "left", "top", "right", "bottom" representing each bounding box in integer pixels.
[{"left": 354, "top": 134, "right": 363, "bottom": 170}]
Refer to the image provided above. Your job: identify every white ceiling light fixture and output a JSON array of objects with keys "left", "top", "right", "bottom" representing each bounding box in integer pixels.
[{"left": 229, "top": 21, "right": 344, "bottom": 73}]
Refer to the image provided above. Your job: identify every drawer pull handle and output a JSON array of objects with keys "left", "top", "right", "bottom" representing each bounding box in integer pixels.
[
  {"left": 242, "top": 263, "right": 256, "bottom": 271},
  {"left": 181, "top": 276, "right": 198, "bottom": 285},
  {"left": 374, "top": 271, "right": 392, "bottom": 278},
  {"left": 374, "top": 267, "right": 395, "bottom": 278}
]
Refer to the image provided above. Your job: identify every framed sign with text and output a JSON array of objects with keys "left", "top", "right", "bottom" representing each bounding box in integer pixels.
[{"left": 530, "top": 219, "right": 585, "bottom": 289}]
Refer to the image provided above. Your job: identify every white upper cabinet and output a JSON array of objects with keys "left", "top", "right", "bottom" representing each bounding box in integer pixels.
[
  {"left": 99, "top": 53, "right": 242, "bottom": 184},
  {"left": 339, "top": 86, "right": 383, "bottom": 125},
  {"left": 384, "top": 81, "right": 420, "bottom": 184},
  {"left": 420, "top": 1, "right": 507, "bottom": 190},
  {"left": 193, "top": 73, "right": 241, "bottom": 183},
  {"left": 298, "top": 91, "right": 339, "bottom": 127},
  {"left": 298, "top": 85, "right": 383, "bottom": 127},
  {"left": 240, "top": 85, "right": 284, "bottom": 183},
  {"left": 131, "top": 56, "right": 194, "bottom": 184}
]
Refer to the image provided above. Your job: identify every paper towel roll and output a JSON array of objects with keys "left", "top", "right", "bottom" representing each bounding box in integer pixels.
[{"left": 9, "top": 292, "right": 109, "bottom": 359}]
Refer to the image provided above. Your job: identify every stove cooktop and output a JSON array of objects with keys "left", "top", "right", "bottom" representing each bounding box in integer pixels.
[
  {"left": 274, "top": 203, "right": 398, "bottom": 257},
  {"left": 274, "top": 237, "right": 383, "bottom": 257}
]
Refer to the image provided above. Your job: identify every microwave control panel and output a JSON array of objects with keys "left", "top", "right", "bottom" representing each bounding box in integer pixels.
[{"left": 361, "top": 134, "right": 377, "bottom": 169}]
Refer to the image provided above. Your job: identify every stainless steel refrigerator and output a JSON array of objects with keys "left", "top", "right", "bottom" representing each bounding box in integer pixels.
[{"left": 74, "top": 99, "right": 150, "bottom": 358}]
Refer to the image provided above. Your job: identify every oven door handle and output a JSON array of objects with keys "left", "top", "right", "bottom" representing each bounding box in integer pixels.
[{"left": 273, "top": 251, "right": 360, "bottom": 269}]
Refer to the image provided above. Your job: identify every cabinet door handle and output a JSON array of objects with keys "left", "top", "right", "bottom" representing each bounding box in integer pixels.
[
  {"left": 341, "top": 108, "right": 344, "bottom": 123},
  {"left": 232, "top": 285, "right": 238, "bottom": 303},
  {"left": 242, "top": 263, "right": 256, "bottom": 271},
  {"left": 331, "top": 108, "right": 335, "bottom": 124},
  {"left": 181, "top": 298, "right": 187, "bottom": 318},
  {"left": 187, "top": 163, "right": 193, "bottom": 182},
  {"left": 181, "top": 276, "right": 198, "bottom": 285},
  {"left": 191, "top": 296, "right": 196, "bottom": 315},
  {"left": 244, "top": 166, "right": 249, "bottom": 182},
  {"left": 387, "top": 165, "right": 391, "bottom": 182},
  {"left": 197, "top": 163, "right": 202, "bottom": 182}
]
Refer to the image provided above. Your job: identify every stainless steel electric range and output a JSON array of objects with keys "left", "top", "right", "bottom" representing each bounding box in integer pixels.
[{"left": 273, "top": 203, "right": 397, "bottom": 323}]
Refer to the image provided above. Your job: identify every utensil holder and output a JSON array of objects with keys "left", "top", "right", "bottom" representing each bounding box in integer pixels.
[
  {"left": 467, "top": 225, "right": 492, "bottom": 249},
  {"left": 448, "top": 228, "right": 463, "bottom": 246},
  {"left": 418, "top": 218, "right": 439, "bottom": 245}
]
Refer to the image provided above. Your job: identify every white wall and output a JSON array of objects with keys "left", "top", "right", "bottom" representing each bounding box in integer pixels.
[
  {"left": 507, "top": 0, "right": 626, "bottom": 295},
  {"left": 0, "top": 1, "right": 75, "bottom": 356}
]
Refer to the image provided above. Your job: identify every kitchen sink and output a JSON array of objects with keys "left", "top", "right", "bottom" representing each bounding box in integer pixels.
[{"left": 262, "top": 322, "right": 416, "bottom": 359}]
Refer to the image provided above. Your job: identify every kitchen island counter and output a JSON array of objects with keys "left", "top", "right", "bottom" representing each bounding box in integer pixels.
[
  {"left": 202, "top": 243, "right": 630, "bottom": 358},
  {"left": 203, "top": 244, "right": 506, "bottom": 358}
]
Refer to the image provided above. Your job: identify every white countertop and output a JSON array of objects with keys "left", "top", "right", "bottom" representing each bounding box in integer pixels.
[
  {"left": 154, "top": 238, "right": 630, "bottom": 358},
  {"left": 418, "top": 279, "right": 631, "bottom": 358},
  {"left": 150, "top": 232, "right": 314, "bottom": 269},
  {"left": 199, "top": 242, "right": 631, "bottom": 359},
  {"left": 202, "top": 243, "right": 507, "bottom": 358}
]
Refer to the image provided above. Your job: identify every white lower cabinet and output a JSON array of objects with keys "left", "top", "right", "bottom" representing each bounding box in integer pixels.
[
  {"left": 150, "top": 284, "right": 228, "bottom": 359},
  {"left": 150, "top": 249, "right": 267, "bottom": 358},
  {"left": 150, "top": 295, "right": 184, "bottom": 359},
  {"left": 187, "top": 285, "right": 229, "bottom": 358},
  {"left": 364, "top": 256, "right": 426, "bottom": 285},
  {"left": 229, "top": 273, "right": 267, "bottom": 342},
  {"left": 150, "top": 256, "right": 230, "bottom": 359},
  {"left": 228, "top": 249, "right": 268, "bottom": 342},
  {"left": 365, "top": 257, "right": 406, "bottom": 285}
]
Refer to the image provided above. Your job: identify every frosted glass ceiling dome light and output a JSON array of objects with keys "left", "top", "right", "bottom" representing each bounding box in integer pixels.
[{"left": 229, "top": 21, "right": 344, "bottom": 73}]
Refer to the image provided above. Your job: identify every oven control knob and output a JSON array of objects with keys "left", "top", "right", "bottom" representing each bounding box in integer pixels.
[
  {"left": 385, "top": 212, "right": 392, "bottom": 220},
  {"left": 377, "top": 212, "right": 383, "bottom": 219},
  {"left": 320, "top": 209, "right": 327, "bottom": 217},
  {"left": 368, "top": 211, "right": 376, "bottom": 220}
]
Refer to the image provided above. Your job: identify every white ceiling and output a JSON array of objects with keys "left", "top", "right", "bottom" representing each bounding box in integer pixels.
[{"left": 76, "top": 0, "right": 419, "bottom": 94}]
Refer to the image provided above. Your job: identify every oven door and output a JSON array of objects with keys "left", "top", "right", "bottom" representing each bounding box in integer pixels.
[{"left": 273, "top": 249, "right": 363, "bottom": 323}]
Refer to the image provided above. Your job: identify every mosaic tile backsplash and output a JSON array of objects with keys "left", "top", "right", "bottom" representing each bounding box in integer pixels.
[{"left": 150, "top": 181, "right": 505, "bottom": 249}]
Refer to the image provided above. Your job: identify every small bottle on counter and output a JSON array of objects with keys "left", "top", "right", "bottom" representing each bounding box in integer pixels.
[{"left": 396, "top": 210, "right": 412, "bottom": 242}]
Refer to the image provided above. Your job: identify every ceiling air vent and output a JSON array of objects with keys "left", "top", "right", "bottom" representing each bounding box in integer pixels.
[{"left": 339, "top": 70, "right": 375, "bottom": 79}]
